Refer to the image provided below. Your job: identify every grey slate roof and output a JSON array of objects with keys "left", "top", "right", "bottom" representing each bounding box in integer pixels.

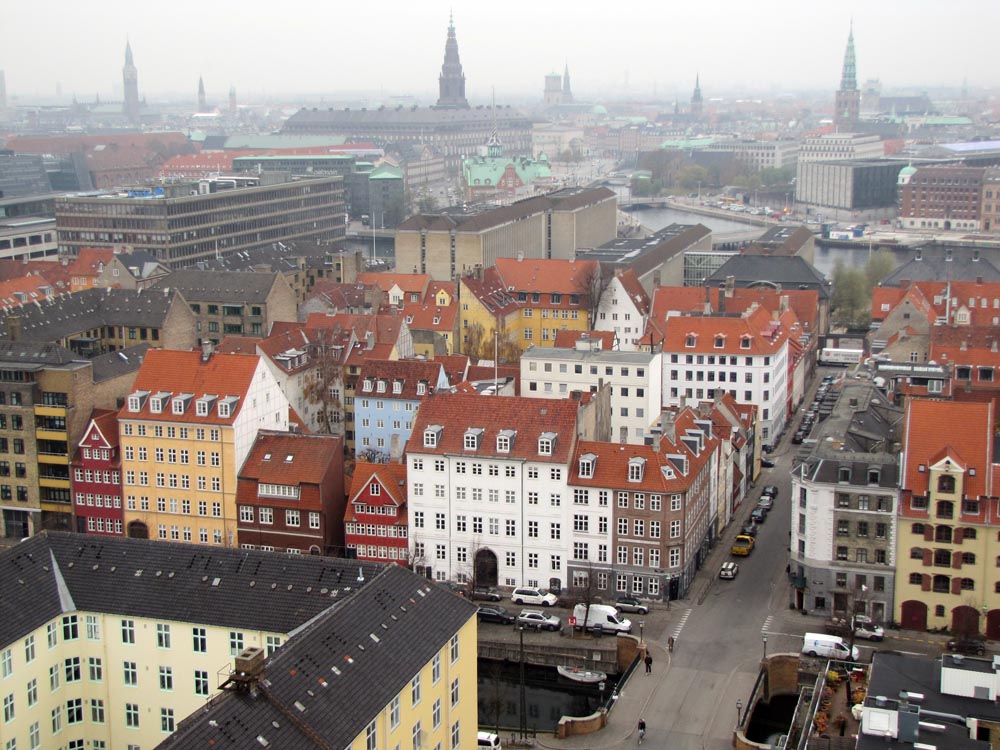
[
  {"left": 90, "top": 343, "right": 152, "bottom": 382},
  {"left": 189, "top": 241, "right": 338, "bottom": 275},
  {"left": 155, "top": 269, "right": 279, "bottom": 304},
  {"left": 0, "top": 287, "right": 180, "bottom": 343},
  {"left": 157, "top": 564, "right": 476, "bottom": 750},
  {"left": 706, "top": 254, "right": 832, "bottom": 299},
  {"left": 0, "top": 341, "right": 87, "bottom": 368},
  {"left": 881, "top": 248, "right": 1000, "bottom": 287},
  {"left": 0, "top": 533, "right": 386, "bottom": 648}
]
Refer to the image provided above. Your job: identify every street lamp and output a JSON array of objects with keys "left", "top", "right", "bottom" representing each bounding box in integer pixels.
[
  {"left": 736, "top": 699, "right": 743, "bottom": 726},
  {"left": 598, "top": 680, "right": 606, "bottom": 708},
  {"left": 518, "top": 625, "right": 527, "bottom": 740},
  {"left": 639, "top": 621, "right": 644, "bottom": 645},
  {"left": 762, "top": 635, "right": 768, "bottom": 660}
]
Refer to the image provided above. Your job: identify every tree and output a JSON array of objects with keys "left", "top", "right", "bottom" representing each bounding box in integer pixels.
[
  {"left": 758, "top": 165, "right": 796, "bottom": 187},
  {"left": 864, "top": 249, "right": 896, "bottom": 289},
  {"left": 462, "top": 321, "right": 522, "bottom": 364},
  {"left": 677, "top": 165, "right": 710, "bottom": 191},
  {"left": 567, "top": 560, "right": 601, "bottom": 636},
  {"left": 301, "top": 328, "right": 346, "bottom": 435},
  {"left": 417, "top": 194, "right": 439, "bottom": 213},
  {"left": 830, "top": 263, "right": 870, "bottom": 330}
]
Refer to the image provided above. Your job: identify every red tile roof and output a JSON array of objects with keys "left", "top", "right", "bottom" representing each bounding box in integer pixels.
[
  {"left": 238, "top": 430, "right": 341, "bottom": 486},
  {"left": 902, "top": 399, "right": 995, "bottom": 498},
  {"left": 345, "top": 462, "right": 408, "bottom": 521},
  {"left": 402, "top": 301, "right": 457, "bottom": 333},
  {"left": 123, "top": 349, "right": 261, "bottom": 425},
  {"left": 657, "top": 304, "right": 789, "bottom": 356},
  {"left": 494, "top": 257, "right": 600, "bottom": 296},
  {"left": 570, "top": 440, "right": 671, "bottom": 492},
  {"left": 649, "top": 285, "right": 818, "bottom": 335},
  {"left": 460, "top": 268, "right": 520, "bottom": 319},
  {"left": 614, "top": 269, "right": 651, "bottom": 317},
  {"left": 356, "top": 359, "right": 447, "bottom": 400},
  {"left": 433, "top": 354, "right": 470, "bottom": 385},
  {"left": 356, "top": 272, "right": 430, "bottom": 297},
  {"left": 930, "top": 327, "right": 1000, "bottom": 368},
  {"left": 79, "top": 408, "right": 120, "bottom": 450},
  {"left": 406, "top": 393, "right": 580, "bottom": 463}
]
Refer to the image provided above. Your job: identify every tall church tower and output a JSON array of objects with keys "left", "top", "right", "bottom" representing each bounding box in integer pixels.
[
  {"left": 562, "top": 63, "right": 573, "bottom": 104},
  {"left": 198, "top": 76, "right": 207, "bottom": 112},
  {"left": 228, "top": 85, "right": 237, "bottom": 115},
  {"left": 122, "top": 40, "right": 140, "bottom": 122},
  {"left": 435, "top": 13, "right": 469, "bottom": 109},
  {"left": 834, "top": 23, "right": 860, "bottom": 131},
  {"left": 691, "top": 74, "right": 703, "bottom": 119}
]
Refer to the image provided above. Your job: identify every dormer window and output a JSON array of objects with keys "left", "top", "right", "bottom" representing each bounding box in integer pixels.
[
  {"left": 740, "top": 336, "right": 752, "bottom": 350},
  {"left": 171, "top": 394, "right": 193, "bottom": 415},
  {"left": 714, "top": 335, "right": 725, "bottom": 349},
  {"left": 464, "top": 428, "right": 483, "bottom": 450},
  {"left": 392, "top": 380, "right": 403, "bottom": 394},
  {"left": 423, "top": 425, "right": 442, "bottom": 448},
  {"left": 405, "top": 315, "right": 414, "bottom": 324},
  {"left": 579, "top": 453, "right": 597, "bottom": 478},
  {"left": 362, "top": 378, "right": 374, "bottom": 392},
  {"left": 416, "top": 381, "right": 427, "bottom": 396},
  {"left": 149, "top": 392, "right": 170, "bottom": 414},
  {"left": 497, "top": 430, "right": 515, "bottom": 453},
  {"left": 628, "top": 457, "right": 646, "bottom": 482},
  {"left": 867, "top": 467, "right": 881, "bottom": 485},
  {"left": 217, "top": 397, "right": 238, "bottom": 418},
  {"left": 685, "top": 334, "right": 697, "bottom": 348},
  {"left": 196, "top": 395, "right": 217, "bottom": 417},
  {"left": 377, "top": 379, "right": 386, "bottom": 393},
  {"left": 538, "top": 432, "right": 556, "bottom": 456},
  {"left": 551, "top": 293, "right": 562, "bottom": 304},
  {"left": 369, "top": 482, "right": 381, "bottom": 496},
  {"left": 127, "top": 391, "right": 149, "bottom": 413},
  {"left": 433, "top": 316, "right": 440, "bottom": 325},
  {"left": 838, "top": 467, "right": 851, "bottom": 483}
]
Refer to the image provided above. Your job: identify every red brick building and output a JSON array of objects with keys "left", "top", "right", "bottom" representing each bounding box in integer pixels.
[
  {"left": 345, "top": 462, "right": 409, "bottom": 565},
  {"left": 898, "top": 165, "right": 986, "bottom": 231},
  {"left": 70, "top": 409, "right": 124, "bottom": 536},
  {"left": 236, "top": 431, "right": 345, "bottom": 554}
]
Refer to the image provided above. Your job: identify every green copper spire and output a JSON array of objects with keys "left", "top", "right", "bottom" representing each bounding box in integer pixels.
[{"left": 840, "top": 22, "right": 857, "bottom": 91}]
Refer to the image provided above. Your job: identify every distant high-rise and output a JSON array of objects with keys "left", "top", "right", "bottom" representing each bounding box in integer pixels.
[
  {"left": 198, "top": 75, "right": 207, "bottom": 112},
  {"left": 544, "top": 72, "right": 562, "bottom": 106},
  {"left": 562, "top": 64, "right": 573, "bottom": 104},
  {"left": 435, "top": 13, "right": 469, "bottom": 109},
  {"left": 228, "top": 85, "right": 237, "bottom": 114},
  {"left": 122, "top": 40, "right": 140, "bottom": 122},
  {"left": 691, "top": 74, "right": 703, "bottom": 119},
  {"left": 834, "top": 23, "right": 860, "bottom": 131}
]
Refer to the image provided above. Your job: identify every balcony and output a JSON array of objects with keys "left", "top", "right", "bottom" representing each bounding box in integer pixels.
[
  {"left": 38, "top": 453, "right": 70, "bottom": 465},
  {"left": 36, "top": 428, "right": 68, "bottom": 441},
  {"left": 39, "top": 477, "right": 71, "bottom": 490},
  {"left": 34, "top": 404, "right": 68, "bottom": 418}
]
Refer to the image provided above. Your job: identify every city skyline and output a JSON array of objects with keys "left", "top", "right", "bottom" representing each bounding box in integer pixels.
[{"left": 4, "top": 0, "right": 998, "bottom": 105}]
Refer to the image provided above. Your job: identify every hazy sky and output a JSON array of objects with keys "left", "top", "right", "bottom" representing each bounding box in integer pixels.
[{"left": 5, "top": 0, "right": 997, "bottom": 104}]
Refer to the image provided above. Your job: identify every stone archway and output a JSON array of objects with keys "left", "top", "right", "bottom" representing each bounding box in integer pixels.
[
  {"left": 127, "top": 520, "right": 149, "bottom": 539},
  {"left": 986, "top": 610, "right": 1000, "bottom": 640},
  {"left": 952, "top": 605, "right": 981, "bottom": 637},
  {"left": 900, "top": 600, "right": 928, "bottom": 631},
  {"left": 474, "top": 548, "right": 499, "bottom": 588}
]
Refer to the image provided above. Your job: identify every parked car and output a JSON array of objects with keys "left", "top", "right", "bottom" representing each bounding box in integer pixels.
[
  {"left": 719, "top": 561, "right": 739, "bottom": 579},
  {"left": 740, "top": 523, "right": 758, "bottom": 537},
  {"left": 511, "top": 587, "right": 559, "bottom": 607},
  {"left": 947, "top": 635, "right": 986, "bottom": 656},
  {"left": 792, "top": 431, "right": 806, "bottom": 444},
  {"left": 516, "top": 609, "right": 561, "bottom": 631},
  {"left": 438, "top": 581, "right": 468, "bottom": 597},
  {"left": 470, "top": 586, "right": 502, "bottom": 602},
  {"left": 825, "top": 615, "right": 884, "bottom": 642},
  {"left": 731, "top": 535, "right": 755, "bottom": 556},
  {"left": 477, "top": 605, "right": 516, "bottom": 625},
  {"left": 761, "top": 458, "right": 776, "bottom": 469},
  {"left": 762, "top": 485, "right": 779, "bottom": 498},
  {"left": 614, "top": 596, "right": 650, "bottom": 615},
  {"left": 757, "top": 496, "right": 773, "bottom": 511},
  {"left": 750, "top": 508, "right": 767, "bottom": 524}
]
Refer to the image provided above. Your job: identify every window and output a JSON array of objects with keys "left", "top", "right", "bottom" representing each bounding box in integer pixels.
[
  {"left": 229, "top": 631, "right": 244, "bottom": 656},
  {"left": 90, "top": 698, "right": 105, "bottom": 723},
  {"left": 64, "top": 657, "right": 80, "bottom": 682},
  {"left": 26, "top": 679, "right": 36, "bottom": 707},
  {"left": 192, "top": 627, "right": 207, "bottom": 653},
  {"left": 411, "top": 674, "right": 421, "bottom": 706},
  {"left": 159, "top": 666, "right": 173, "bottom": 690},
  {"left": 85, "top": 615, "right": 100, "bottom": 640},
  {"left": 123, "top": 661, "right": 137, "bottom": 686},
  {"left": 161, "top": 707, "right": 175, "bottom": 733},
  {"left": 0, "top": 650, "right": 9, "bottom": 679},
  {"left": 286, "top": 509, "right": 300, "bottom": 527},
  {"left": 62, "top": 615, "right": 78, "bottom": 641},
  {"left": 23, "top": 636, "right": 34, "bottom": 664},
  {"left": 194, "top": 670, "right": 209, "bottom": 697},
  {"left": 156, "top": 623, "right": 171, "bottom": 649},
  {"left": 450, "top": 633, "right": 459, "bottom": 663},
  {"left": 121, "top": 619, "right": 135, "bottom": 645},
  {"left": 2, "top": 694, "right": 12, "bottom": 723},
  {"left": 451, "top": 676, "right": 460, "bottom": 706},
  {"left": 88, "top": 657, "right": 102, "bottom": 682},
  {"left": 66, "top": 698, "right": 82, "bottom": 724}
]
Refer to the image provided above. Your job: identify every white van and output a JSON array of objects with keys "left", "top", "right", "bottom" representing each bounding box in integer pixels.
[
  {"left": 573, "top": 604, "right": 633, "bottom": 634},
  {"left": 802, "top": 632, "right": 859, "bottom": 661},
  {"left": 477, "top": 731, "right": 502, "bottom": 750}
]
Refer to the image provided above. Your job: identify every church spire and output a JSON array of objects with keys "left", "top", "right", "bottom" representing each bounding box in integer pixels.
[
  {"left": 691, "top": 73, "right": 703, "bottom": 119},
  {"left": 435, "top": 13, "right": 469, "bottom": 109},
  {"left": 562, "top": 62, "right": 573, "bottom": 103},
  {"left": 840, "top": 22, "right": 858, "bottom": 91},
  {"left": 122, "top": 38, "right": 140, "bottom": 123},
  {"left": 198, "top": 75, "right": 207, "bottom": 112},
  {"left": 834, "top": 22, "right": 860, "bottom": 131}
]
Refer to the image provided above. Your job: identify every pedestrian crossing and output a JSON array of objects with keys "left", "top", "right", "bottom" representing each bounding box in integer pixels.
[
  {"left": 762, "top": 615, "right": 775, "bottom": 635},
  {"left": 670, "top": 608, "right": 692, "bottom": 639}
]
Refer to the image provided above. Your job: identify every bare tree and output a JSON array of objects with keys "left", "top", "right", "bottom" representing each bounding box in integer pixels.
[
  {"left": 568, "top": 559, "right": 601, "bottom": 635},
  {"left": 302, "top": 328, "right": 346, "bottom": 435}
]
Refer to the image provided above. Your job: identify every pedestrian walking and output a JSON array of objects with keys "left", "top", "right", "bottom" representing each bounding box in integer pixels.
[{"left": 644, "top": 652, "right": 653, "bottom": 674}]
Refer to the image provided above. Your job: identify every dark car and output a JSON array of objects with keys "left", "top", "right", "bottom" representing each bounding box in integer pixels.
[
  {"left": 792, "top": 431, "right": 805, "bottom": 444},
  {"left": 614, "top": 596, "right": 650, "bottom": 615},
  {"left": 477, "top": 605, "right": 516, "bottom": 625},
  {"left": 740, "top": 523, "right": 758, "bottom": 537},
  {"left": 947, "top": 636, "right": 986, "bottom": 656},
  {"left": 470, "top": 587, "right": 503, "bottom": 602},
  {"left": 762, "top": 485, "right": 779, "bottom": 498},
  {"left": 750, "top": 508, "right": 767, "bottom": 524},
  {"left": 761, "top": 458, "right": 776, "bottom": 469}
]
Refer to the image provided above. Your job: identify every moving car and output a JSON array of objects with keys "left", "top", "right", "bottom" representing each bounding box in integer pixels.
[
  {"left": 477, "top": 605, "right": 516, "bottom": 625},
  {"left": 947, "top": 635, "right": 986, "bottom": 656},
  {"left": 516, "top": 609, "right": 561, "bottom": 631},
  {"left": 470, "top": 586, "right": 502, "bottom": 602},
  {"left": 802, "top": 632, "right": 860, "bottom": 660},
  {"left": 750, "top": 508, "right": 767, "bottom": 524},
  {"left": 719, "top": 561, "right": 739, "bottom": 579},
  {"left": 731, "top": 534, "right": 755, "bottom": 556},
  {"left": 614, "top": 596, "right": 650, "bottom": 615},
  {"left": 511, "top": 587, "right": 559, "bottom": 607}
]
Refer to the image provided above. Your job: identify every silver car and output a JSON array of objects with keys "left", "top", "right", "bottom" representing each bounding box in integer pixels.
[{"left": 516, "top": 609, "right": 561, "bottom": 631}]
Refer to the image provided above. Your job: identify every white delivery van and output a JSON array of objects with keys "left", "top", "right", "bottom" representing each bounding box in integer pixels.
[
  {"left": 477, "top": 732, "right": 502, "bottom": 750},
  {"left": 573, "top": 604, "right": 633, "bottom": 634},
  {"left": 802, "top": 632, "right": 859, "bottom": 661}
]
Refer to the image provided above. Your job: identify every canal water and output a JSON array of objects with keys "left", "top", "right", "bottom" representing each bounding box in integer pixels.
[{"left": 477, "top": 658, "right": 620, "bottom": 733}]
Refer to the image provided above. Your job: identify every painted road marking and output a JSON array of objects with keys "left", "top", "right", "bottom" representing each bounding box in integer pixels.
[
  {"left": 762, "top": 615, "right": 775, "bottom": 635},
  {"left": 671, "top": 608, "right": 692, "bottom": 639}
]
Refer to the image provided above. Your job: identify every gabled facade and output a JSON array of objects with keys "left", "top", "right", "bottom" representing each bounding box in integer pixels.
[
  {"left": 593, "top": 269, "right": 651, "bottom": 351},
  {"left": 896, "top": 399, "right": 1000, "bottom": 636},
  {"left": 355, "top": 359, "right": 450, "bottom": 461},
  {"left": 405, "top": 393, "right": 586, "bottom": 590},
  {"left": 345, "top": 461, "right": 410, "bottom": 564},
  {"left": 520, "top": 341, "right": 662, "bottom": 444},
  {"left": 70, "top": 409, "right": 123, "bottom": 536},
  {"left": 235, "top": 431, "right": 345, "bottom": 555},
  {"left": 119, "top": 347, "right": 290, "bottom": 547}
]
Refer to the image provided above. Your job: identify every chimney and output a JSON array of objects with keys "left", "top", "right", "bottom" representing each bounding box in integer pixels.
[
  {"left": 718, "top": 283, "right": 726, "bottom": 314},
  {"left": 660, "top": 409, "right": 676, "bottom": 443},
  {"left": 725, "top": 275, "right": 735, "bottom": 298},
  {"left": 780, "top": 294, "right": 789, "bottom": 314},
  {"left": 517, "top": 251, "right": 524, "bottom": 262},
  {"left": 6, "top": 315, "right": 22, "bottom": 342},
  {"left": 977, "top": 276, "right": 983, "bottom": 285},
  {"left": 201, "top": 339, "right": 214, "bottom": 362}
]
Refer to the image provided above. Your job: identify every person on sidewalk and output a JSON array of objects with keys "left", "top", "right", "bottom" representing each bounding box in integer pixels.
[{"left": 644, "top": 652, "right": 653, "bottom": 673}]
